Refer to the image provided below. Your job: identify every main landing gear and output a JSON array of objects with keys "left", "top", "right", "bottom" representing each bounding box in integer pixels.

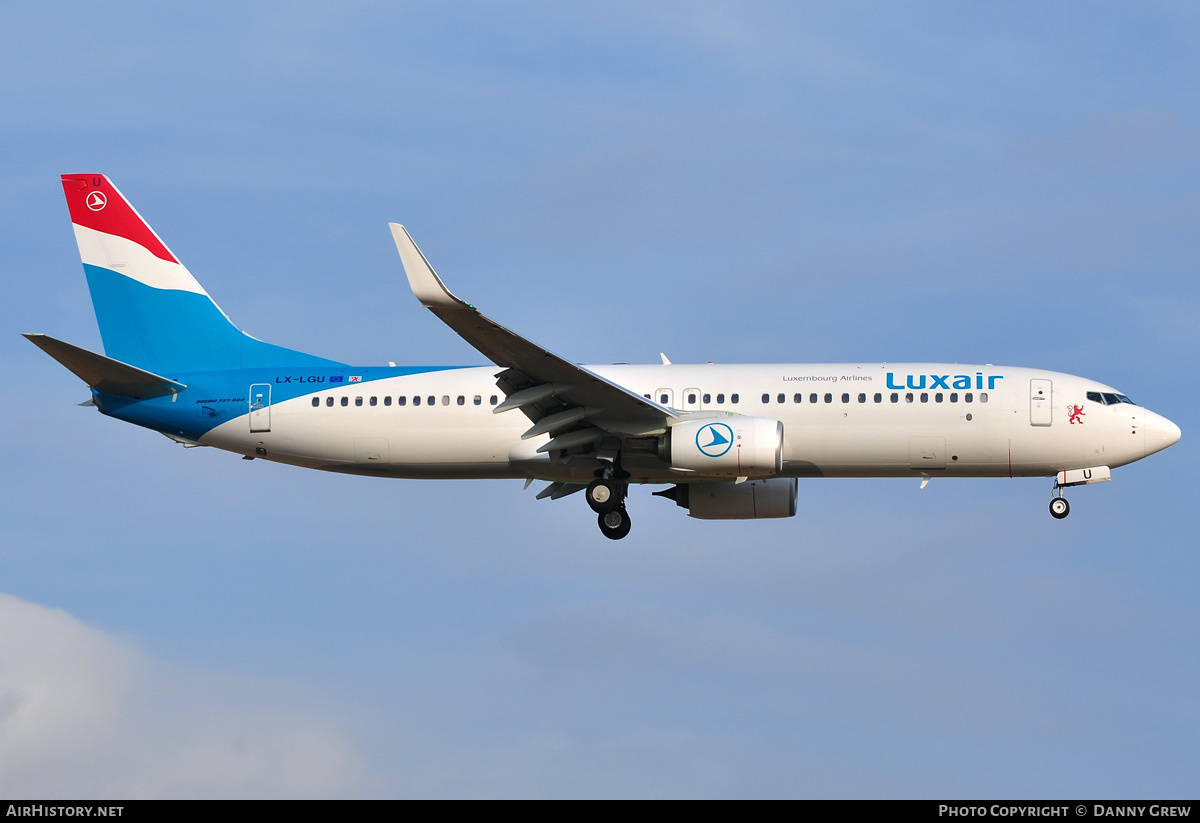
[
  {"left": 597, "top": 507, "right": 632, "bottom": 540},
  {"left": 1049, "top": 482, "right": 1070, "bottom": 520},
  {"left": 587, "top": 472, "right": 631, "bottom": 539}
]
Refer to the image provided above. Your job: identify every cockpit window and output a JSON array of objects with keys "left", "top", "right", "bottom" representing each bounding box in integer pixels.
[{"left": 1088, "top": 390, "right": 1136, "bottom": 406}]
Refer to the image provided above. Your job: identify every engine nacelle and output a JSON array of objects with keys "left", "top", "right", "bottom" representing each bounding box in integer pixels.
[
  {"left": 654, "top": 478, "right": 798, "bottom": 520},
  {"left": 664, "top": 416, "right": 784, "bottom": 478}
]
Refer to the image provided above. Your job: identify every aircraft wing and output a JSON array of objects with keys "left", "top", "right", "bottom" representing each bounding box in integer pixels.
[{"left": 391, "top": 225, "right": 675, "bottom": 454}]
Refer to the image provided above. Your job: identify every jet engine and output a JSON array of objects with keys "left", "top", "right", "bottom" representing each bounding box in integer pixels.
[
  {"left": 662, "top": 416, "right": 784, "bottom": 478},
  {"left": 654, "top": 478, "right": 798, "bottom": 520}
]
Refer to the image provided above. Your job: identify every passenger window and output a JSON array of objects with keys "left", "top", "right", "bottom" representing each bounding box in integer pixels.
[
  {"left": 731, "top": 394, "right": 740, "bottom": 404},
  {"left": 355, "top": 397, "right": 363, "bottom": 406},
  {"left": 326, "top": 397, "right": 334, "bottom": 407},
  {"left": 427, "top": 396, "right": 435, "bottom": 406},
  {"left": 920, "top": 393, "right": 928, "bottom": 403},
  {"left": 413, "top": 396, "right": 421, "bottom": 406},
  {"left": 810, "top": 393, "right": 818, "bottom": 404},
  {"left": 398, "top": 396, "right": 406, "bottom": 406},
  {"left": 660, "top": 393, "right": 669, "bottom": 404},
  {"left": 311, "top": 397, "right": 319, "bottom": 407},
  {"left": 890, "top": 393, "right": 898, "bottom": 403},
  {"left": 905, "top": 393, "right": 913, "bottom": 403},
  {"left": 935, "top": 393, "right": 943, "bottom": 403},
  {"left": 777, "top": 393, "right": 785, "bottom": 404},
  {"left": 980, "top": 393, "right": 988, "bottom": 403},
  {"left": 794, "top": 394, "right": 802, "bottom": 403},
  {"left": 490, "top": 395, "right": 498, "bottom": 405},
  {"left": 858, "top": 393, "right": 866, "bottom": 403},
  {"left": 384, "top": 396, "right": 392, "bottom": 406},
  {"left": 688, "top": 393, "right": 697, "bottom": 404},
  {"left": 474, "top": 395, "right": 482, "bottom": 405},
  {"left": 716, "top": 393, "right": 725, "bottom": 404},
  {"left": 341, "top": 397, "right": 349, "bottom": 407},
  {"left": 841, "top": 393, "right": 849, "bottom": 403},
  {"left": 874, "top": 393, "right": 882, "bottom": 403},
  {"left": 457, "top": 395, "right": 465, "bottom": 406},
  {"left": 950, "top": 392, "right": 958, "bottom": 403},
  {"left": 370, "top": 396, "right": 377, "bottom": 406},
  {"left": 703, "top": 393, "right": 711, "bottom": 404},
  {"left": 644, "top": 394, "right": 651, "bottom": 400},
  {"left": 824, "top": 393, "right": 833, "bottom": 403},
  {"left": 762, "top": 393, "right": 770, "bottom": 404},
  {"left": 965, "top": 393, "right": 973, "bottom": 403}
]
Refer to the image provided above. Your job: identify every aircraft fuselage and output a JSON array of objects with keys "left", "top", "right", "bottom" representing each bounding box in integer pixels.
[{"left": 101, "top": 362, "right": 1177, "bottom": 484}]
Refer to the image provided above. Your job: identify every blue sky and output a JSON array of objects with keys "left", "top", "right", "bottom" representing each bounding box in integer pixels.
[{"left": 2, "top": 1, "right": 1197, "bottom": 798}]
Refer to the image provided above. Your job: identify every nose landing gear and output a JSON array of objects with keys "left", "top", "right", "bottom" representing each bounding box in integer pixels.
[
  {"left": 1049, "top": 482, "right": 1070, "bottom": 520},
  {"left": 1049, "top": 496, "right": 1070, "bottom": 519}
]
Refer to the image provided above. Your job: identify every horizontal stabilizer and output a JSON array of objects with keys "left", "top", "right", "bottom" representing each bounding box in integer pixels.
[{"left": 24, "top": 333, "right": 186, "bottom": 398}]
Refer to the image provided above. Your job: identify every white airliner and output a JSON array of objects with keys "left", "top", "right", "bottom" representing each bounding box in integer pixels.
[{"left": 27, "top": 174, "right": 1181, "bottom": 539}]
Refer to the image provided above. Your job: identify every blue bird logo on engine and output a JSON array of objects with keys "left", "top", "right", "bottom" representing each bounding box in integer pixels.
[{"left": 696, "top": 422, "right": 734, "bottom": 457}]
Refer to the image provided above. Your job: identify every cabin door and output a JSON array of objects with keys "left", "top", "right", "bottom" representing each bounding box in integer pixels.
[
  {"left": 249, "top": 383, "right": 271, "bottom": 432},
  {"left": 1030, "top": 379, "right": 1053, "bottom": 427}
]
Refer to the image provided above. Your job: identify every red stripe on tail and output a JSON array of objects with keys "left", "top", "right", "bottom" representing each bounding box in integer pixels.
[{"left": 61, "top": 174, "right": 178, "bottom": 264}]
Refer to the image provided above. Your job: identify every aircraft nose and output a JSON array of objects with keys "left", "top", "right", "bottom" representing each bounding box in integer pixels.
[{"left": 1143, "top": 409, "right": 1182, "bottom": 457}]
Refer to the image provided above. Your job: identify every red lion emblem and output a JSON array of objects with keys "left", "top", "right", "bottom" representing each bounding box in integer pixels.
[{"left": 1068, "top": 404, "right": 1085, "bottom": 425}]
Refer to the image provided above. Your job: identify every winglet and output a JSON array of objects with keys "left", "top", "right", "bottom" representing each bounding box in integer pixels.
[{"left": 390, "top": 224, "right": 464, "bottom": 310}]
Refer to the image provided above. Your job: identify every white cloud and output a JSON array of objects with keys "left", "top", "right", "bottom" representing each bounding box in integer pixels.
[{"left": 0, "top": 594, "right": 369, "bottom": 798}]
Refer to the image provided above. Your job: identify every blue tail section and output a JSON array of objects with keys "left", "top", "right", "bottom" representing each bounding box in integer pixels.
[
  {"left": 82, "top": 263, "right": 342, "bottom": 374},
  {"left": 63, "top": 174, "right": 343, "bottom": 374}
]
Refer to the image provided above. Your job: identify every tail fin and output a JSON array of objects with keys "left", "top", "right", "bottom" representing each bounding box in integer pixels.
[{"left": 61, "top": 174, "right": 340, "bottom": 374}]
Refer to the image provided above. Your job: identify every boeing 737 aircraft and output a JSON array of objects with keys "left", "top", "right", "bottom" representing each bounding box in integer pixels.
[{"left": 27, "top": 174, "right": 1181, "bottom": 539}]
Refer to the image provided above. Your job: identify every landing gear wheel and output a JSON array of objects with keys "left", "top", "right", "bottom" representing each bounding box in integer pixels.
[
  {"left": 598, "top": 507, "right": 632, "bottom": 540},
  {"left": 586, "top": 478, "right": 621, "bottom": 513},
  {"left": 1049, "top": 497, "right": 1070, "bottom": 519}
]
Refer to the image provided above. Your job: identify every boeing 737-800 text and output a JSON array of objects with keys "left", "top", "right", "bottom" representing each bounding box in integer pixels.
[{"left": 27, "top": 174, "right": 1181, "bottom": 539}]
